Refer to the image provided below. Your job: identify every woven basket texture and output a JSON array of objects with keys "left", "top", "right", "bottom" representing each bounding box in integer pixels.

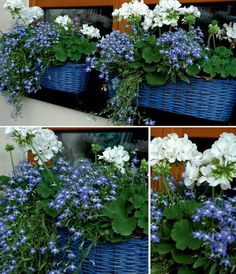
[
  {"left": 56, "top": 229, "right": 148, "bottom": 274},
  {"left": 41, "top": 63, "right": 89, "bottom": 94},
  {"left": 109, "top": 78, "right": 236, "bottom": 122}
]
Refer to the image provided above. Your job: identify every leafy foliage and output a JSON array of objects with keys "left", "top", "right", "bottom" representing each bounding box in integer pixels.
[{"left": 203, "top": 46, "right": 236, "bottom": 78}]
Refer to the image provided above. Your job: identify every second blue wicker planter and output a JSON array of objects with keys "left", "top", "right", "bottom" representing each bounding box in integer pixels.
[
  {"left": 41, "top": 63, "right": 90, "bottom": 94},
  {"left": 109, "top": 77, "right": 236, "bottom": 122},
  {"left": 56, "top": 229, "right": 148, "bottom": 274}
]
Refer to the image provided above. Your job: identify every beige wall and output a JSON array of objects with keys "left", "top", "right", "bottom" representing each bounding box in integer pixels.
[{"left": 0, "top": 127, "right": 25, "bottom": 175}]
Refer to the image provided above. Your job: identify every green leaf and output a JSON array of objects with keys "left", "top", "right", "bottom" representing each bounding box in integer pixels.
[
  {"left": 102, "top": 198, "right": 127, "bottom": 219},
  {"left": 156, "top": 242, "right": 174, "bottom": 255},
  {"left": 179, "top": 74, "right": 190, "bottom": 83},
  {"left": 171, "top": 219, "right": 202, "bottom": 250},
  {"left": 130, "top": 61, "right": 142, "bottom": 69},
  {"left": 214, "top": 46, "right": 232, "bottom": 58},
  {"left": 142, "top": 47, "right": 161, "bottom": 64},
  {"left": 36, "top": 181, "right": 54, "bottom": 199},
  {"left": 112, "top": 216, "right": 136, "bottom": 236},
  {"left": 209, "top": 263, "right": 217, "bottom": 274},
  {"left": 137, "top": 218, "right": 148, "bottom": 234},
  {"left": 0, "top": 175, "right": 9, "bottom": 185},
  {"left": 172, "top": 250, "right": 194, "bottom": 264},
  {"left": 146, "top": 73, "right": 168, "bottom": 86},
  {"left": 36, "top": 199, "right": 58, "bottom": 217},
  {"left": 129, "top": 194, "right": 146, "bottom": 208},
  {"left": 193, "top": 257, "right": 209, "bottom": 268},
  {"left": 164, "top": 204, "right": 183, "bottom": 220},
  {"left": 178, "top": 267, "right": 197, "bottom": 274},
  {"left": 146, "top": 35, "right": 156, "bottom": 45},
  {"left": 229, "top": 59, "right": 236, "bottom": 77},
  {"left": 53, "top": 45, "right": 67, "bottom": 62},
  {"left": 179, "top": 200, "right": 201, "bottom": 216},
  {"left": 83, "top": 42, "right": 97, "bottom": 55},
  {"left": 186, "top": 64, "right": 200, "bottom": 76},
  {"left": 143, "top": 64, "right": 156, "bottom": 73}
]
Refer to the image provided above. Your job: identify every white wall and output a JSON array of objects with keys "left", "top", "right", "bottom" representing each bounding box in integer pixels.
[
  {"left": 0, "top": 0, "right": 28, "bottom": 32},
  {"left": 0, "top": 97, "right": 110, "bottom": 126}
]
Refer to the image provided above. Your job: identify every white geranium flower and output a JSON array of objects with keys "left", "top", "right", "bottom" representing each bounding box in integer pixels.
[
  {"left": 31, "top": 129, "right": 62, "bottom": 164},
  {"left": 150, "top": 133, "right": 201, "bottom": 166},
  {"left": 5, "top": 127, "right": 62, "bottom": 165},
  {"left": 159, "top": 0, "right": 181, "bottom": 10},
  {"left": 197, "top": 164, "right": 212, "bottom": 185},
  {"left": 218, "top": 22, "right": 236, "bottom": 48},
  {"left": 211, "top": 132, "right": 236, "bottom": 163},
  {"left": 80, "top": 24, "right": 101, "bottom": 39},
  {"left": 198, "top": 163, "right": 232, "bottom": 190},
  {"left": 158, "top": 0, "right": 182, "bottom": 27},
  {"left": 183, "top": 161, "right": 200, "bottom": 187},
  {"left": 19, "top": 6, "right": 44, "bottom": 25},
  {"left": 55, "top": 15, "right": 72, "bottom": 30},
  {"left": 179, "top": 5, "right": 201, "bottom": 17},
  {"left": 98, "top": 145, "right": 130, "bottom": 172},
  {"left": 112, "top": 0, "right": 149, "bottom": 21},
  {"left": 3, "top": 0, "right": 24, "bottom": 12},
  {"left": 224, "top": 22, "right": 236, "bottom": 39}
]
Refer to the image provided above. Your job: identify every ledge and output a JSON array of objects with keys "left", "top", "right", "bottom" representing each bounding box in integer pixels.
[{"left": 0, "top": 97, "right": 110, "bottom": 126}]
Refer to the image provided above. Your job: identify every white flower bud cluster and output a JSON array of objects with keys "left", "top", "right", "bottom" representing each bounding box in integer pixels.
[
  {"left": 80, "top": 24, "right": 101, "bottom": 39},
  {"left": 3, "top": 0, "right": 44, "bottom": 25},
  {"left": 98, "top": 145, "right": 130, "bottom": 173},
  {"left": 55, "top": 15, "right": 73, "bottom": 30}
]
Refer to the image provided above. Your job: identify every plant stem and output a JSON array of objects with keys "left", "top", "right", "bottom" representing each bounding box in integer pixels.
[
  {"left": 9, "top": 150, "right": 16, "bottom": 176},
  {"left": 207, "top": 34, "right": 212, "bottom": 49},
  {"left": 30, "top": 143, "right": 57, "bottom": 186},
  {"left": 213, "top": 35, "right": 216, "bottom": 49},
  {"left": 161, "top": 176, "right": 174, "bottom": 203},
  {"left": 212, "top": 187, "right": 215, "bottom": 201}
]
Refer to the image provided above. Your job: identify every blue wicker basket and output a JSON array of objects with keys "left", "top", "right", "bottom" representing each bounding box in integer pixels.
[
  {"left": 56, "top": 229, "right": 148, "bottom": 273},
  {"left": 40, "top": 63, "right": 90, "bottom": 94},
  {"left": 109, "top": 77, "right": 236, "bottom": 122}
]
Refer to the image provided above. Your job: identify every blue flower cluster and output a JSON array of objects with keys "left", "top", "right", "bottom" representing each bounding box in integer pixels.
[
  {"left": 192, "top": 196, "right": 236, "bottom": 270},
  {"left": 151, "top": 191, "right": 163, "bottom": 243},
  {"left": 156, "top": 28, "right": 205, "bottom": 70},
  {"left": 87, "top": 31, "right": 135, "bottom": 81},
  {"left": 49, "top": 159, "right": 118, "bottom": 229},
  {"left": 0, "top": 160, "right": 44, "bottom": 273},
  {"left": 0, "top": 23, "right": 60, "bottom": 117}
]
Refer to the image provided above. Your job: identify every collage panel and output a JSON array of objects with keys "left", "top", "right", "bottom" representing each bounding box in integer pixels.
[
  {"left": 150, "top": 127, "right": 236, "bottom": 274},
  {"left": 0, "top": 0, "right": 236, "bottom": 274},
  {"left": 0, "top": 0, "right": 235, "bottom": 126},
  {"left": 0, "top": 126, "right": 149, "bottom": 273}
]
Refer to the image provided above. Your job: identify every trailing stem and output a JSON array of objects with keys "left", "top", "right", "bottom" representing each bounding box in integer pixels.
[{"left": 102, "top": 73, "right": 142, "bottom": 125}]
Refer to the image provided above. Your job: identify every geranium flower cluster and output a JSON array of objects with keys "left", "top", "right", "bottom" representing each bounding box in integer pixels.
[
  {"left": 192, "top": 196, "right": 236, "bottom": 269},
  {"left": 112, "top": 0, "right": 149, "bottom": 23},
  {"left": 4, "top": 0, "right": 44, "bottom": 25},
  {"left": 150, "top": 133, "right": 201, "bottom": 166},
  {"left": 183, "top": 132, "right": 236, "bottom": 190},
  {"left": 5, "top": 127, "right": 62, "bottom": 164},
  {"left": 87, "top": 31, "right": 135, "bottom": 81},
  {"left": 112, "top": 0, "right": 200, "bottom": 29},
  {"left": 156, "top": 28, "right": 205, "bottom": 70}
]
